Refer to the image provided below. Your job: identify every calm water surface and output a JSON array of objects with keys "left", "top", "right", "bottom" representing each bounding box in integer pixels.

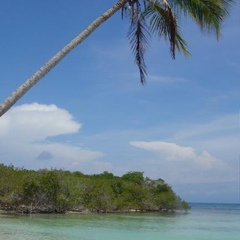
[{"left": 0, "top": 203, "right": 239, "bottom": 240}]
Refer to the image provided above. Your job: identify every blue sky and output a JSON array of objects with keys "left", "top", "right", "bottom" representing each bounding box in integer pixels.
[{"left": 0, "top": 0, "right": 239, "bottom": 203}]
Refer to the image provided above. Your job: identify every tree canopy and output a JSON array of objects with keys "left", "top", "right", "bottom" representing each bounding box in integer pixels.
[{"left": 0, "top": 164, "right": 190, "bottom": 213}]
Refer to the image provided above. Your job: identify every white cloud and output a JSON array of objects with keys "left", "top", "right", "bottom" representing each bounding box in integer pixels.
[
  {"left": 130, "top": 141, "right": 226, "bottom": 170},
  {"left": 0, "top": 102, "right": 81, "bottom": 141},
  {"left": 130, "top": 141, "right": 196, "bottom": 161},
  {"left": 128, "top": 140, "right": 236, "bottom": 193},
  {"left": 0, "top": 103, "right": 103, "bottom": 170}
]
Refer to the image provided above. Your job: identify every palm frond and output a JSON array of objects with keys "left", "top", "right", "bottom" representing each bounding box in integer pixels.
[
  {"left": 170, "top": 0, "right": 234, "bottom": 38},
  {"left": 121, "top": 4, "right": 128, "bottom": 19},
  {"left": 175, "top": 32, "right": 190, "bottom": 56},
  {"left": 144, "top": 0, "right": 179, "bottom": 58},
  {"left": 123, "top": 0, "right": 233, "bottom": 84},
  {"left": 121, "top": 0, "right": 144, "bottom": 22},
  {"left": 127, "top": 10, "right": 150, "bottom": 84},
  {"left": 122, "top": 1, "right": 150, "bottom": 84}
]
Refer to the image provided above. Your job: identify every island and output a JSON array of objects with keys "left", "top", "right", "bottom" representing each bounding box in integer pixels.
[{"left": 0, "top": 163, "right": 190, "bottom": 214}]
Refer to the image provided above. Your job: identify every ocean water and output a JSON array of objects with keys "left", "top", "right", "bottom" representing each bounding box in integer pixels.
[{"left": 0, "top": 203, "right": 239, "bottom": 240}]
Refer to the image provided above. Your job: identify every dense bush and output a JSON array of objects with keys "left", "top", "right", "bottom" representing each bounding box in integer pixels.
[{"left": 0, "top": 164, "right": 190, "bottom": 213}]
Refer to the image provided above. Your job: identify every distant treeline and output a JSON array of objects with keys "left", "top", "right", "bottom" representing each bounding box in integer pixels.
[{"left": 0, "top": 163, "right": 190, "bottom": 213}]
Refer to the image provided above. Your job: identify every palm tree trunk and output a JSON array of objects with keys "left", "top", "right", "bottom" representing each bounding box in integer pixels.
[{"left": 0, "top": 0, "right": 128, "bottom": 117}]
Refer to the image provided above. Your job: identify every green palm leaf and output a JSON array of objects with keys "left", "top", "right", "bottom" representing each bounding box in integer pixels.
[
  {"left": 168, "top": 0, "right": 234, "bottom": 38},
  {"left": 125, "top": 1, "right": 151, "bottom": 84},
  {"left": 144, "top": 0, "right": 190, "bottom": 58},
  {"left": 127, "top": 11, "right": 150, "bottom": 83}
]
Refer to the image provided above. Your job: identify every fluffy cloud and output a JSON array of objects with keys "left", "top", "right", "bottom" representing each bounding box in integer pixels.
[
  {"left": 128, "top": 140, "right": 236, "bottom": 194},
  {"left": 130, "top": 141, "right": 196, "bottom": 161},
  {"left": 0, "top": 102, "right": 80, "bottom": 142},
  {"left": 130, "top": 141, "right": 226, "bottom": 170},
  {"left": 0, "top": 103, "right": 103, "bottom": 170}
]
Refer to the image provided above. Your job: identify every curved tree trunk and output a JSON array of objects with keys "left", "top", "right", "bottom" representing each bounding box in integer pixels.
[{"left": 0, "top": 0, "right": 128, "bottom": 117}]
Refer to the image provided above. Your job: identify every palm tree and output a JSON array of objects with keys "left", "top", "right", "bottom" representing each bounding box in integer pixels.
[{"left": 0, "top": 0, "right": 233, "bottom": 117}]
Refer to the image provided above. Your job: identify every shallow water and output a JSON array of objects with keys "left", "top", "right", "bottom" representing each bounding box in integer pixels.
[{"left": 0, "top": 203, "right": 239, "bottom": 240}]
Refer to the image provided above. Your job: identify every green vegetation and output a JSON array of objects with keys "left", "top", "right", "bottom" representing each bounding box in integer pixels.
[{"left": 0, "top": 164, "right": 190, "bottom": 214}]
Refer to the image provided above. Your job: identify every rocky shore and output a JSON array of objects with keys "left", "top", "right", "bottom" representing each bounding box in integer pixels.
[{"left": 0, "top": 202, "right": 177, "bottom": 214}]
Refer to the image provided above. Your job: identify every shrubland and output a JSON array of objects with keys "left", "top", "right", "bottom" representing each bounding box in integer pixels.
[{"left": 0, "top": 163, "right": 190, "bottom": 213}]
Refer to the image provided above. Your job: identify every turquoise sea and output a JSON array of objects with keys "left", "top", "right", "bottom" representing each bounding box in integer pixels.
[{"left": 0, "top": 203, "right": 239, "bottom": 240}]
